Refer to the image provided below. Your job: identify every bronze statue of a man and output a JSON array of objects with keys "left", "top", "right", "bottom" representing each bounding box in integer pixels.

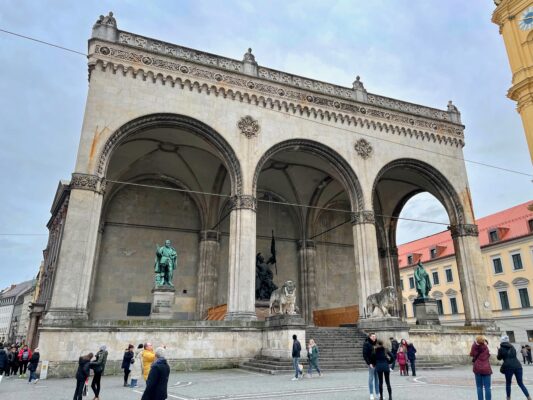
[
  {"left": 414, "top": 260, "right": 432, "bottom": 298},
  {"left": 154, "top": 240, "right": 177, "bottom": 287}
]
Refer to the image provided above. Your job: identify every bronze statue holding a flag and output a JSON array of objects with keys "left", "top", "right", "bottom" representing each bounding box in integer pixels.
[{"left": 255, "top": 231, "right": 278, "bottom": 300}]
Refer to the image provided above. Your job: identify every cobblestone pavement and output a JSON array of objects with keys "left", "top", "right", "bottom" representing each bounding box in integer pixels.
[{"left": 1, "top": 366, "right": 532, "bottom": 400}]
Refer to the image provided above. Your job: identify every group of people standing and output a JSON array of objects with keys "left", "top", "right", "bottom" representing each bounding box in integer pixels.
[
  {"left": 291, "top": 335, "right": 322, "bottom": 380},
  {"left": 0, "top": 342, "right": 40, "bottom": 383},
  {"left": 521, "top": 344, "right": 532, "bottom": 365},
  {"left": 74, "top": 342, "right": 170, "bottom": 400},
  {"left": 363, "top": 333, "right": 417, "bottom": 400}
]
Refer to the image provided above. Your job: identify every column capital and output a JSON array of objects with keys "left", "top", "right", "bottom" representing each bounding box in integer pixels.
[
  {"left": 199, "top": 230, "right": 220, "bottom": 242},
  {"left": 70, "top": 173, "right": 105, "bottom": 194},
  {"left": 448, "top": 223, "right": 479, "bottom": 238},
  {"left": 297, "top": 239, "right": 316, "bottom": 251},
  {"left": 350, "top": 210, "right": 375, "bottom": 225},
  {"left": 229, "top": 195, "right": 257, "bottom": 211}
]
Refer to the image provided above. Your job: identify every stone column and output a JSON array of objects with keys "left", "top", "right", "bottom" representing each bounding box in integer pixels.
[
  {"left": 225, "top": 195, "right": 257, "bottom": 321},
  {"left": 298, "top": 240, "right": 317, "bottom": 324},
  {"left": 196, "top": 230, "right": 220, "bottom": 319},
  {"left": 450, "top": 224, "right": 493, "bottom": 326},
  {"left": 45, "top": 174, "right": 104, "bottom": 323},
  {"left": 352, "top": 211, "right": 382, "bottom": 318}
]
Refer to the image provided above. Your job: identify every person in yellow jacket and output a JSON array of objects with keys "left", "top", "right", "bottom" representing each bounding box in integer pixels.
[{"left": 141, "top": 343, "right": 155, "bottom": 381}]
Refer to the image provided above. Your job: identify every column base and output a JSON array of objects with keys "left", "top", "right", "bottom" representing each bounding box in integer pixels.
[
  {"left": 43, "top": 308, "right": 89, "bottom": 326},
  {"left": 224, "top": 311, "right": 257, "bottom": 321}
]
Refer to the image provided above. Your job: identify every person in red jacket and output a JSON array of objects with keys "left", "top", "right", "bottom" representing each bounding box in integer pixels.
[
  {"left": 470, "top": 335, "right": 492, "bottom": 400},
  {"left": 18, "top": 345, "right": 32, "bottom": 377},
  {"left": 396, "top": 346, "right": 408, "bottom": 376}
]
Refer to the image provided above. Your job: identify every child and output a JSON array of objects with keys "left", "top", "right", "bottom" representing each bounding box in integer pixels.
[{"left": 396, "top": 346, "right": 408, "bottom": 376}]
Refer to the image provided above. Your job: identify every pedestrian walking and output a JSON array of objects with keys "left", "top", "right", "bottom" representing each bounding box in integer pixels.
[
  {"left": 407, "top": 342, "right": 417, "bottom": 377},
  {"left": 306, "top": 339, "right": 321, "bottom": 377},
  {"left": 9, "top": 346, "right": 19, "bottom": 376},
  {"left": 389, "top": 337, "right": 399, "bottom": 371},
  {"left": 90, "top": 345, "right": 108, "bottom": 400},
  {"left": 399, "top": 339, "right": 408, "bottom": 375},
  {"left": 73, "top": 352, "right": 93, "bottom": 400},
  {"left": 526, "top": 345, "right": 532, "bottom": 365},
  {"left": 27, "top": 348, "right": 40, "bottom": 384},
  {"left": 396, "top": 347, "right": 408, "bottom": 376},
  {"left": 470, "top": 335, "right": 492, "bottom": 400},
  {"left": 291, "top": 334, "right": 303, "bottom": 381},
  {"left": 522, "top": 346, "right": 529, "bottom": 365},
  {"left": 0, "top": 343, "right": 8, "bottom": 381},
  {"left": 141, "top": 347, "right": 170, "bottom": 400},
  {"left": 121, "top": 344, "right": 135, "bottom": 387},
  {"left": 363, "top": 332, "right": 379, "bottom": 400},
  {"left": 18, "top": 345, "right": 31, "bottom": 377},
  {"left": 130, "top": 344, "right": 144, "bottom": 388},
  {"left": 370, "top": 340, "right": 393, "bottom": 400},
  {"left": 497, "top": 334, "right": 531, "bottom": 400},
  {"left": 142, "top": 343, "right": 156, "bottom": 382}
]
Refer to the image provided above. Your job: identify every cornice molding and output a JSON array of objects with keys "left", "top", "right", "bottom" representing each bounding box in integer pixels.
[{"left": 88, "top": 42, "right": 465, "bottom": 148}]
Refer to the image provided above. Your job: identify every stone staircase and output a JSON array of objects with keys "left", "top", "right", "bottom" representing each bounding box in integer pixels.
[{"left": 240, "top": 326, "right": 452, "bottom": 374}]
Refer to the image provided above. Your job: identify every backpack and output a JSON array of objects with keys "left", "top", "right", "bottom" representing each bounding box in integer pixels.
[{"left": 22, "top": 350, "right": 29, "bottom": 361}]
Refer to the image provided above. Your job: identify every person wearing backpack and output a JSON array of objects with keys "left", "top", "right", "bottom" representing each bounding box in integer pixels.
[
  {"left": 17, "top": 345, "right": 32, "bottom": 377},
  {"left": 27, "top": 348, "right": 40, "bottom": 384},
  {"left": 89, "top": 345, "right": 108, "bottom": 400},
  {"left": 470, "top": 336, "right": 492, "bottom": 400},
  {"left": 370, "top": 340, "right": 394, "bottom": 400},
  {"left": 497, "top": 334, "right": 531, "bottom": 400}
]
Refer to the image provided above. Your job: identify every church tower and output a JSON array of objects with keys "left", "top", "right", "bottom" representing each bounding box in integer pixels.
[{"left": 492, "top": 0, "right": 533, "bottom": 162}]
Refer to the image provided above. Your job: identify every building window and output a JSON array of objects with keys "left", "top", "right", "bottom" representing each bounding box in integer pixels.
[
  {"left": 511, "top": 253, "right": 523, "bottom": 270},
  {"left": 403, "top": 303, "right": 407, "bottom": 317},
  {"left": 409, "top": 277, "right": 415, "bottom": 289},
  {"left": 489, "top": 230, "right": 499, "bottom": 243},
  {"left": 412, "top": 303, "right": 416, "bottom": 316},
  {"left": 407, "top": 255, "right": 413, "bottom": 265},
  {"left": 506, "top": 331, "right": 516, "bottom": 343},
  {"left": 430, "top": 248, "right": 437, "bottom": 259},
  {"left": 400, "top": 279, "right": 404, "bottom": 291},
  {"left": 450, "top": 298, "right": 458, "bottom": 314},
  {"left": 492, "top": 257, "right": 503, "bottom": 274},
  {"left": 432, "top": 271, "right": 440, "bottom": 285},
  {"left": 445, "top": 268, "right": 453, "bottom": 283},
  {"left": 528, "top": 219, "right": 533, "bottom": 233},
  {"left": 436, "top": 299, "right": 444, "bottom": 315},
  {"left": 519, "top": 288, "right": 530, "bottom": 308},
  {"left": 499, "top": 291, "right": 510, "bottom": 310}
]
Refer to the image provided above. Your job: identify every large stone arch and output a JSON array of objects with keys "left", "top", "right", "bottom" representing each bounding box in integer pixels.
[
  {"left": 96, "top": 113, "right": 243, "bottom": 196},
  {"left": 252, "top": 139, "right": 364, "bottom": 212}
]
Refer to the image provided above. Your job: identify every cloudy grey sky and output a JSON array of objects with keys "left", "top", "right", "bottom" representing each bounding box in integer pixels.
[{"left": 0, "top": 1, "right": 531, "bottom": 290}]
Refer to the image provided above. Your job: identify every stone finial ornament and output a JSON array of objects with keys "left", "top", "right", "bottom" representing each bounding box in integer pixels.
[
  {"left": 354, "top": 138, "right": 373, "bottom": 159},
  {"left": 94, "top": 12, "right": 117, "bottom": 28},
  {"left": 237, "top": 115, "right": 260, "bottom": 138},
  {"left": 352, "top": 75, "right": 365, "bottom": 90},
  {"left": 447, "top": 100, "right": 459, "bottom": 113},
  {"left": 243, "top": 48, "right": 256, "bottom": 64}
]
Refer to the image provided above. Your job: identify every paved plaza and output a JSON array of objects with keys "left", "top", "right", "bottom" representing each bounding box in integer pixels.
[{"left": 1, "top": 366, "right": 532, "bottom": 400}]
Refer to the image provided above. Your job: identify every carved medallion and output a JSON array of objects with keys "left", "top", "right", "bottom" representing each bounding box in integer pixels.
[
  {"left": 237, "top": 116, "right": 260, "bottom": 138},
  {"left": 354, "top": 139, "right": 373, "bottom": 159}
]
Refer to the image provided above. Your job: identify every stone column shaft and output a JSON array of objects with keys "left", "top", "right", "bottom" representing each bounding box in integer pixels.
[
  {"left": 352, "top": 211, "right": 382, "bottom": 317},
  {"left": 298, "top": 240, "right": 317, "bottom": 324},
  {"left": 46, "top": 174, "right": 104, "bottom": 322},
  {"left": 450, "top": 224, "right": 492, "bottom": 326},
  {"left": 196, "top": 230, "right": 220, "bottom": 319},
  {"left": 225, "top": 195, "right": 257, "bottom": 321}
]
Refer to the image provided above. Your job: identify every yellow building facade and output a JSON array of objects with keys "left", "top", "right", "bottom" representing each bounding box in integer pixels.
[
  {"left": 399, "top": 201, "right": 533, "bottom": 343},
  {"left": 492, "top": 0, "right": 533, "bottom": 162}
]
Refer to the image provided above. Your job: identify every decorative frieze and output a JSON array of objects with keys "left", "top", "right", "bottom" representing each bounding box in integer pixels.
[
  {"left": 354, "top": 138, "right": 373, "bottom": 159},
  {"left": 237, "top": 115, "right": 260, "bottom": 138},
  {"left": 448, "top": 223, "right": 479, "bottom": 238},
  {"left": 70, "top": 173, "right": 102, "bottom": 192},
  {"left": 229, "top": 195, "right": 257, "bottom": 211},
  {"left": 92, "top": 44, "right": 464, "bottom": 146},
  {"left": 351, "top": 210, "right": 375, "bottom": 225}
]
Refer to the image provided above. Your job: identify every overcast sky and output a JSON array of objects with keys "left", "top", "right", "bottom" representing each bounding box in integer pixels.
[{"left": 0, "top": 1, "right": 531, "bottom": 290}]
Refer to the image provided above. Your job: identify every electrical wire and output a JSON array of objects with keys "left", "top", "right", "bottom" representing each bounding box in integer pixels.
[{"left": 0, "top": 28, "right": 531, "bottom": 178}]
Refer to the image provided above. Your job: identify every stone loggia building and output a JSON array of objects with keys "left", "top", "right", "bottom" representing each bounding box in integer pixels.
[{"left": 37, "top": 14, "right": 496, "bottom": 372}]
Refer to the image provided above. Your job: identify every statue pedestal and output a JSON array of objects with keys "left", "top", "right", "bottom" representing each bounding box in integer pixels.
[
  {"left": 357, "top": 317, "right": 410, "bottom": 340},
  {"left": 151, "top": 285, "right": 175, "bottom": 319},
  {"left": 414, "top": 298, "right": 440, "bottom": 325},
  {"left": 264, "top": 313, "right": 305, "bottom": 328}
]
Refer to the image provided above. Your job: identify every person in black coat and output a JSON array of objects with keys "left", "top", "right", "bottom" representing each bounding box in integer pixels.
[
  {"left": 406, "top": 343, "right": 417, "bottom": 377},
  {"left": 0, "top": 343, "right": 8, "bottom": 377},
  {"left": 142, "top": 347, "right": 170, "bottom": 400},
  {"left": 27, "top": 348, "right": 40, "bottom": 383},
  {"left": 121, "top": 344, "right": 135, "bottom": 387},
  {"left": 74, "top": 352, "right": 93, "bottom": 400},
  {"left": 363, "top": 333, "right": 379, "bottom": 399},
  {"left": 291, "top": 334, "right": 303, "bottom": 380},
  {"left": 389, "top": 337, "right": 399, "bottom": 371},
  {"left": 497, "top": 335, "right": 531, "bottom": 399},
  {"left": 370, "top": 340, "right": 394, "bottom": 400}
]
